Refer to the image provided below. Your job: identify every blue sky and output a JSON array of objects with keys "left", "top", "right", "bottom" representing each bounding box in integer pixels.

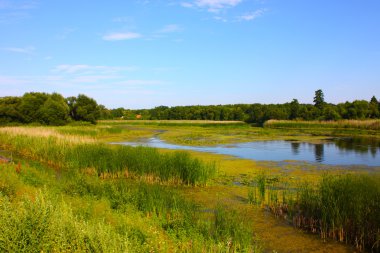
[{"left": 1, "top": 0, "right": 379, "bottom": 109}]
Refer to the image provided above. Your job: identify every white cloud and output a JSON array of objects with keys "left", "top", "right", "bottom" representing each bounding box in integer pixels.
[
  {"left": 0, "top": 0, "right": 38, "bottom": 23},
  {"left": 52, "top": 64, "right": 137, "bottom": 74},
  {"left": 55, "top": 27, "right": 76, "bottom": 40},
  {"left": 102, "top": 32, "right": 141, "bottom": 41},
  {"left": 117, "top": 80, "right": 165, "bottom": 86},
  {"left": 112, "top": 16, "right": 132, "bottom": 23},
  {"left": 0, "top": 0, "right": 38, "bottom": 10},
  {"left": 237, "top": 8, "right": 266, "bottom": 21},
  {"left": 72, "top": 75, "right": 120, "bottom": 83},
  {"left": 181, "top": 2, "right": 194, "bottom": 8},
  {"left": 214, "top": 16, "right": 227, "bottom": 22},
  {"left": 157, "top": 24, "right": 181, "bottom": 34},
  {"left": 2, "top": 46, "right": 35, "bottom": 54},
  {"left": 182, "top": 0, "right": 242, "bottom": 12}
]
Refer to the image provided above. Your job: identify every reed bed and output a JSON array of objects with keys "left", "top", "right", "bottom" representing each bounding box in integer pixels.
[
  {"left": 264, "top": 119, "right": 380, "bottom": 131},
  {"left": 0, "top": 127, "right": 215, "bottom": 185},
  {"left": 249, "top": 173, "right": 380, "bottom": 252},
  {"left": 0, "top": 162, "right": 259, "bottom": 252},
  {"left": 100, "top": 120, "right": 248, "bottom": 128},
  {"left": 62, "top": 174, "right": 258, "bottom": 252}
]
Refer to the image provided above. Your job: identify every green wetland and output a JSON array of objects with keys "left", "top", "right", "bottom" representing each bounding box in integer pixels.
[{"left": 0, "top": 120, "right": 379, "bottom": 252}]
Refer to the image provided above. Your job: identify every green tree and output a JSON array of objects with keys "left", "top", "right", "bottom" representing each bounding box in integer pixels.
[
  {"left": 98, "top": 105, "right": 112, "bottom": 119},
  {"left": 18, "top": 92, "right": 49, "bottom": 123},
  {"left": 38, "top": 93, "right": 70, "bottom": 125},
  {"left": 322, "top": 104, "right": 341, "bottom": 120},
  {"left": 369, "top": 96, "right": 380, "bottom": 118},
  {"left": 313, "top": 89, "right": 325, "bottom": 110},
  {"left": 66, "top": 94, "right": 100, "bottom": 124},
  {"left": 289, "top": 99, "right": 300, "bottom": 120},
  {"left": 0, "top": 96, "right": 23, "bottom": 123}
]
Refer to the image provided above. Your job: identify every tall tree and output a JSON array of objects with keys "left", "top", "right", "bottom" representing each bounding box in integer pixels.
[
  {"left": 0, "top": 96, "right": 23, "bottom": 123},
  {"left": 369, "top": 96, "right": 380, "bottom": 118},
  {"left": 313, "top": 89, "right": 325, "bottom": 110},
  {"left": 38, "top": 93, "right": 70, "bottom": 125},
  {"left": 18, "top": 92, "right": 49, "bottom": 123},
  {"left": 289, "top": 99, "right": 300, "bottom": 119},
  {"left": 66, "top": 94, "right": 100, "bottom": 124}
]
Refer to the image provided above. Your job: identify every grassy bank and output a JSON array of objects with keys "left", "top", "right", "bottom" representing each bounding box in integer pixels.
[
  {"left": 0, "top": 127, "right": 215, "bottom": 185},
  {"left": 100, "top": 119, "right": 248, "bottom": 127}
]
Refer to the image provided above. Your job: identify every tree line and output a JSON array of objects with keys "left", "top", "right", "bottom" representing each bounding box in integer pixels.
[
  {"left": 102, "top": 90, "right": 380, "bottom": 124},
  {"left": 1, "top": 90, "right": 379, "bottom": 125},
  {"left": 0, "top": 92, "right": 100, "bottom": 125}
]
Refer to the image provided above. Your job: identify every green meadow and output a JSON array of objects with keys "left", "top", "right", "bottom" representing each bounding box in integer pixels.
[{"left": 0, "top": 120, "right": 379, "bottom": 252}]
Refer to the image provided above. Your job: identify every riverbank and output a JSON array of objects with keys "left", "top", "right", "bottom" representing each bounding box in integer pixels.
[{"left": 0, "top": 123, "right": 378, "bottom": 252}]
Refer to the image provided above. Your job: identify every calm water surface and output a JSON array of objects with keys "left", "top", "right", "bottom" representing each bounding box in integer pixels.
[{"left": 115, "top": 137, "right": 380, "bottom": 166}]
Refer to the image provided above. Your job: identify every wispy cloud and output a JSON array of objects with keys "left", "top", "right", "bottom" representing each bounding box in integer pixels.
[
  {"left": 237, "top": 8, "right": 266, "bottom": 21},
  {"left": 112, "top": 16, "right": 133, "bottom": 23},
  {"left": 181, "top": 0, "right": 242, "bottom": 12},
  {"left": 52, "top": 64, "right": 137, "bottom": 74},
  {"left": 156, "top": 24, "right": 182, "bottom": 34},
  {"left": 2, "top": 46, "right": 35, "bottom": 54},
  {"left": 116, "top": 80, "right": 165, "bottom": 86},
  {"left": 0, "top": 0, "right": 38, "bottom": 23},
  {"left": 0, "top": 73, "right": 168, "bottom": 108},
  {"left": 55, "top": 27, "right": 76, "bottom": 40},
  {"left": 71, "top": 75, "right": 120, "bottom": 83},
  {"left": 0, "top": 0, "right": 38, "bottom": 10},
  {"left": 102, "top": 32, "right": 142, "bottom": 41}
]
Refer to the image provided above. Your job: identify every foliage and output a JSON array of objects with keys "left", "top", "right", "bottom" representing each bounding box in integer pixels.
[
  {"left": 0, "top": 156, "right": 260, "bottom": 252},
  {"left": 1, "top": 90, "right": 379, "bottom": 125},
  {"left": 313, "top": 89, "right": 325, "bottom": 110},
  {"left": 67, "top": 94, "right": 100, "bottom": 124},
  {"left": 0, "top": 92, "right": 100, "bottom": 125},
  {"left": 102, "top": 93, "right": 379, "bottom": 124}
]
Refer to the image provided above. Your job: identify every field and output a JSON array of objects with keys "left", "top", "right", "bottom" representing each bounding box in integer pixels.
[{"left": 0, "top": 120, "right": 379, "bottom": 252}]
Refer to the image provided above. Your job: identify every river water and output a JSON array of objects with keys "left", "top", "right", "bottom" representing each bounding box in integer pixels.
[{"left": 115, "top": 137, "right": 380, "bottom": 166}]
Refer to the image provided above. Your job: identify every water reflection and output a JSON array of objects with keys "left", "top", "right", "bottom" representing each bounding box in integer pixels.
[
  {"left": 114, "top": 137, "right": 380, "bottom": 166},
  {"left": 314, "top": 144, "right": 324, "bottom": 163},
  {"left": 291, "top": 142, "right": 300, "bottom": 155},
  {"left": 333, "top": 137, "right": 380, "bottom": 154}
]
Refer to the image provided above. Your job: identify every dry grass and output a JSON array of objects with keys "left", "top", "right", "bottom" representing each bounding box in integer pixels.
[
  {"left": 0, "top": 127, "right": 96, "bottom": 144},
  {"left": 264, "top": 119, "right": 380, "bottom": 131},
  {"left": 100, "top": 120, "right": 245, "bottom": 124}
]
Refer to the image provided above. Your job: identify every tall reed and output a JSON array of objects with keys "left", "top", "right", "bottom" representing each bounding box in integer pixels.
[
  {"left": 264, "top": 119, "right": 380, "bottom": 131},
  {"left": 255, "top": 174, "right": 380, "bottom": 252},
  {"left": 0, "top": 127, "right": 215, "bottom": 185}
]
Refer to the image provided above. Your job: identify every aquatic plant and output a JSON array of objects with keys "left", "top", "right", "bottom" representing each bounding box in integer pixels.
[
  {"left": 0, "top": 127, "right": 216, "bottom": 185},
  {"left": 259, "top": 173, "right": 380, "bottom": 252}
]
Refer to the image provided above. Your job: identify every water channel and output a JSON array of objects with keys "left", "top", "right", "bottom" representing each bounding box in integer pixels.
[{"left": 114, "top": 137, "right": 380, "bottom": 167}]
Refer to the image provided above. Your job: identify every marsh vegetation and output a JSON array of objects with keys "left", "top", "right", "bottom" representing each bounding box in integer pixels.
[{"left": 0, "top": 120, "right": 379, "bottom": 252}]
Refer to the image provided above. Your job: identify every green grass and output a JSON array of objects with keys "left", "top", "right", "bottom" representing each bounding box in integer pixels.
[
  {"left": 249, "top": 173, "right": 380, "bottom": 252},
  {"left": 100, "top": 119, "right": 248, "bottom": 128},
  {"left": 0, "top": 161, "right": 261, "bottom": 252},
  {"left": 295, "top": 174, "right": 380, "bottom": 252},
  {"left": 0, "top": 127, "right": 216, "bottom": 185}
]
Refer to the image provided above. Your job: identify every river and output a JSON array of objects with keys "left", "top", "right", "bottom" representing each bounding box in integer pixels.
[{"left": 114, "top": 137, "right": 380, "bottom": 167}]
